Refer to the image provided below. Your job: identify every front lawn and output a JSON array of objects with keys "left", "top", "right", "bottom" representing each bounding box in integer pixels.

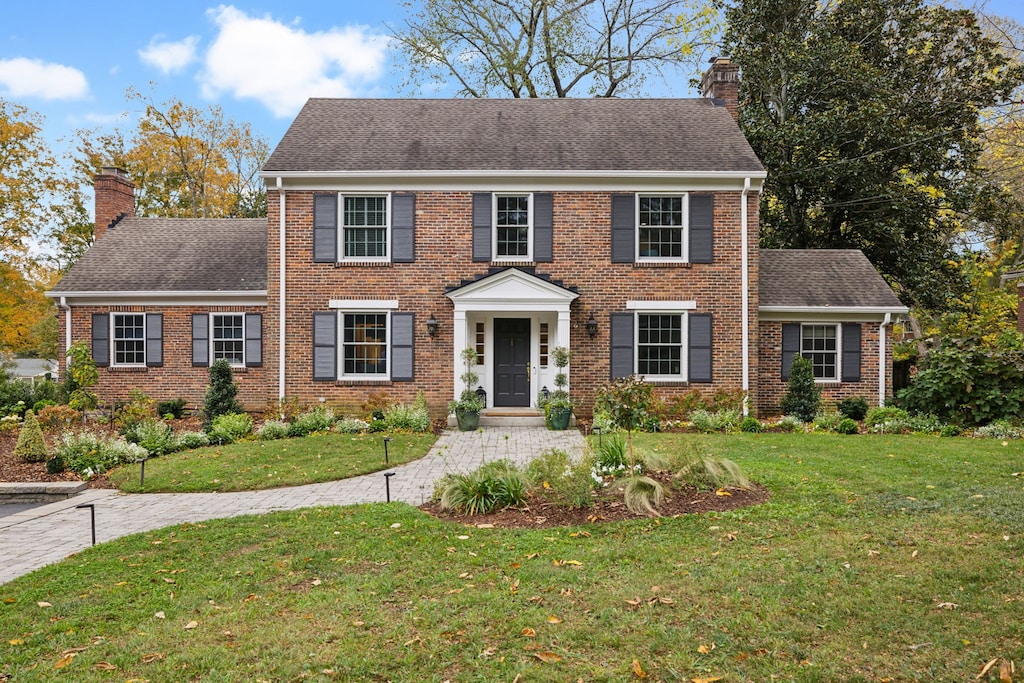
[
  {"left": 2, "top": 433, "right": 1021, "bottom": 682},
  {"left": 108, "top": 432, "right": 437, "bottom": 492}
]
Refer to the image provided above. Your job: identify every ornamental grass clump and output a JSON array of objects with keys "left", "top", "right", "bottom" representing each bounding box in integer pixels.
[
  {"left": 14, "top": 409, "right": 48, "bottom": 463},
  {"left": 436, "top": 459, "right": 529, "bottom": 514}
]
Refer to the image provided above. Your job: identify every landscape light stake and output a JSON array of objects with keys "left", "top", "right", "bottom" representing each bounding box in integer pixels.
[
  {"left": 384, "top": 472, "right": 396, "bottom": 503},
  {"left": 593, "top": 426, "right": 603, "bottom": 449},
  {"left": 76, "top": 503, "right": 96, "bottom": 546},
  {"left": 136, "top": 457, "right": 147, "bottom": 489},
  {"left": 383, "top": 437, "right": 393, "bottom": 465}
]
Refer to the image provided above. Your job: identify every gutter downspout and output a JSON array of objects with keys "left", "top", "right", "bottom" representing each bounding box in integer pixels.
[
  {"left": 878, "top": 312, "right": 891, "bottom": 406},
  {"left": 278, "top": 177, "right": 286, "bottom": 402},
  {"left": 59, "top": 296, "right": 71, "bottom": 374},
  {"left": 741, "top": 177, "right": 751, "bottom": 416}
]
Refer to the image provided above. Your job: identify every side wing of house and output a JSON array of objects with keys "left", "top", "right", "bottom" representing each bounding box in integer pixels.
[{"left": 757, "top": 249, "right": 908, "bottom": 415}]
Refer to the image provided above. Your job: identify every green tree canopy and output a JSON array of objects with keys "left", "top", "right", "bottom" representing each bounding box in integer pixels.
[{"left": 723, "top": 0, "right": 1024, "bottom": 309}]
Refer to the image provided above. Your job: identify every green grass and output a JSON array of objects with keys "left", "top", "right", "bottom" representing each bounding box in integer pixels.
[
  {"left": 3, "top": 433, "right": 1023, "bottom": 682},
  {"left": 108, "top": 432, "right": 437, "bottom": 492}
]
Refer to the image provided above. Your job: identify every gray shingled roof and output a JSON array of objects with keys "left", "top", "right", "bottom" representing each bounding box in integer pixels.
[
  {"left": 759, "top": 249, "right": 905, "bottom": 309},
  {"left": 264, "top": 98, "right": 764, "bottom": 174},
  {"left": 51, "top": 218, "right": 266, "bottom": 293}
]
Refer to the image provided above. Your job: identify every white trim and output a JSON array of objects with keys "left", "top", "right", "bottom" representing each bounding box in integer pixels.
[
  {"left": 110, "top": 312, "right": 148, "bottom": 368},
  {"left": 329, "top": 299, "right": 399, "bottom": 310},
  {"left": 626, "top": 300, "right": 696, "bottom": 310},
  {"left": 760, "top": 305, "right": 908, "bottom": 314},
  {"left": 337, "top": 193, "right": 391, "bottom": 263},
  {"left": 633, "top": 309, "right": 688, "bottom": 382},
  {"left": 741, "top": 177, "right": 751, "bottom": 416},
  {"left": 59, "top": 296, "right": 71, "bottom": 366},
  {"left": 336, "top": 310, "right": 392, "bottom": 381},
  {"left": 47, "top": 290, "right": 266, "bottom": 300},
  {"left": 800, "top": 322, "right": 841, "bottom": 383},
  {"left": 263, "top": 169, "right": 767, "bottom": 181},
  {"left": 491, "top": 192, "right": 533, "bottom": 263},
  {"left": 278, "top": 177, "right": 286, "bottom": 402},
  {"left": 635, "top": 192, "right": 689, "bottom": 263},
  {"left": 209, "top": 312, "right": 247, "bottom": 368},
  {"left": 879, "top": 313, "right": 892, "bottom": 406},
  {"left": 267, "top": 175, "right": 766, "bottom": 194}
]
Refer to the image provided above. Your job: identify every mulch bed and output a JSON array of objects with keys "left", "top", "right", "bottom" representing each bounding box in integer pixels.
[{"left": 420, "top": 475, "right": 771, "bottom": 529}]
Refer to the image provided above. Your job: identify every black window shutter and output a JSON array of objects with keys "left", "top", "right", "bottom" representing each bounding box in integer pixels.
[
  {"left": 688, "top": 313, "right": 713, "bottom": 383},
  {"left": 611, "top": 194, "right": 635, "bottom": 263},
  {"left": 533, "top": 193, "right": 553, "bottom": 262},
  {"left": 92, "top": 313, "right": 110, "bottom": 367},
  {"left": 312, "top": 312, "right": 337, "bottom": 381},
  {"left": 609, "top": 312, "right": 635, "bottom": 379},
  {"left": 245, "top": 314, "right": 263, "bottom": 368},
  {"left": 145, "top": 313, "right": 163, "bottom": 367},
  {"left": 842, "top": 323, "right": 862, "bottom": 382},
  {"left": 391, "top": 312, "right": 414, "bottom": 381},
  {"left": 313, "top": 193, "right": 338, "bottom": 263},
  {"left": 192, "top": 314, "right": 209, "bottom": 367},
  {"left": 391, "top": 194, "right": 416, "bottom": 263},
  {"left": 472, "top": 193, "right": 492, "bottom": 262},
  {"left": 689, "top": 194, "right": 714, "bottom": 263},
  {"left": 781, "top": 323, "right": 800, "bottom": 380}
]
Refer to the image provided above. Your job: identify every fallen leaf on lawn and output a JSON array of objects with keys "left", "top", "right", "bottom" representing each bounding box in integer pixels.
[
  {"left": 698, "top": 643, "right": 716, "bottom": 654},
  {"left": 311, "top": 579, "right": 322, "bottom": 587},
  {"left": 390, "top": 523, "right": 401, "bottom": 528},
  {"left": 936, "top": 602, "right": 958, "bottom": 610},
  {"left": 183, "top": 620, "right": 199, "bottom": 630},
  {"left": 547, "top": 616, "right": 563, "bottom": 624},
  {"left": 564, "top": 560, "right": 583, "bottom": 566},
  {"left": 480, "top": 646, "right": 497, "bottom": 658},
  {"left": 456, "top": 535, "right": 470, "bottom": 540},
  {"left": 404, "top": 637, "right": 421, "bottom": 646},
  {"left": 141, "top": 653, "right": 165, "bottom": 664},
  {"left": 692, "top": 677, "right": 723, "bottom": 683},
  {"left": 476, "top": 523, "right": 495, "bottom": 529},
  {"left": 8, "top": 639, "right": 23, "bottom": 645},
  {"left": 521, "top": 627, "right": 536, "bottom": 637},
  {"left": 632, "top": 659, "right": 647, "bottom": 678},
  {"left": 979, "top": 658, "right": 1000, "bottom": 679},
  {"left": 510, "top": 579, "right": 520, "bottom": 594},
  {"left": 352, "top": 620, "right": 364, "bottom": 627},
  {"left": 625, "top": 598, "right": 642, "bottom": 609},
  {"left": 37, "top": 601, "right": 52, "bottom": 608},
  {"left": 715, "top": 489, "right": 732, "bottom": 497},
  {"left": 154, "top": 611, "right": 165, "bottom": 619},
  {"left": 533, "top": 651, "right": 561, "bottom": 663},
  {"left": 93, "top": 662, "right": 117, "bottom": 671},
  {"left": 53, "top": 654, "right": 75, "bottom": 669},
  {"left": 163, "top": 578, "right": 175, "bottom": 584},
  {"left": 999, "top": 659, "right": 1013, "bottom": 682}
]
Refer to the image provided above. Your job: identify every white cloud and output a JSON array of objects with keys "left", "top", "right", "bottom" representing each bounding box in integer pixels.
[
  {"left": 139, "top": 35, "right": 200, "bottom": 74},
  {"left": 199, "top": 5, "right": 388, "bottom": 117},
  {"left": 0, "top": 58, "right": 88, "bottom": 100}
]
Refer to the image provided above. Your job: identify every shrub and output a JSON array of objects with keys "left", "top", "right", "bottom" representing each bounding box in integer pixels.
[
  {"left": 114, "top": 390, "right": 157, "bottom": 435},
  {"left": 775, "top": 415, "right": 804, "bottom": 432},
  {"left": 864, "top": 406, "right": 910, "bottom": 427},
  {"left": 594, "top": 376, "right": 655, "bottom": 462},
  {"left": 383, "top": 402, "right": 431, "bottom": 432},
  {"left": 740, "top": 416, "right": 763, "bottom": 433},
  {"left": 780, "top": 356, "right": 820, "bottom": 422},
  {"left": 66, "top": 341, "right": 98, "bottom": 411},
  {"left": 33, "top": 399, "right": 56, "bottom": 413},
  {"left": 36, "top": 404, "right": 81, "bottom": 429},
  {"left": 812, "top": 411, "right": 845, "bottom": 432},
  {"left": 257, "top": 419, "right": 290, "bottom": 441},
  {"left": 940, "top": 423, "right": 964, "bottom": 437},
  {"left": 125, "top": 417, "right": 175, "bottom": 456},
  {"left": 708, "top": 388, "right": 747, "bottom": 413},
  {"left": 208, "top": 412, "right": 253, "bottom": 445},
  {"left": 973, "top": 420, "right": 1024, "bottom": 439},
  {"left": 175, "top": 431, "right": 211, "bottom": 450},
  {"left": 156, "top": 398, "right": 188, "bottom": 419},
  {"left": 0, "top": 415, "right": 20, "bottom": 433},
  {"left": 362, "top": 390, "right": 395, "bottom": 421},
  {"left": 690, "top": 408, "right": 741, "bottom": 433},
  {"left": 46, "top": 454, "right": 65, "bottom": 474},
  {"left": 335, "top": 417, "right": 370, "bottom": 434},
  {"left": 287, "top": 406, "right": 336, "bottom": 437},
  {"left": 593, "top": 433, "right": 629, "bottom": 475},
  {"left": 836, "top": 418, "right": 859, "bottom": 434},
  {"left": 436, "top": 459, "right": 529, "bottom": 514},
  {"left": 202, "top": 360, "right": 242, "bottom": 430},
  {"left": 56, "top": 432, "right": 146, "bottom": 478},
  {"left": 525, "top": 449, "right": 595, "bottom": 509},
  {"left": 660, "top": 390, "right": 707, "bottom": 420},
  {"left": 14, "top": 410, "right": 48, "bottom": 463},
  {"left": 837, "top": 397, "right": 869, "bottom": 421}
]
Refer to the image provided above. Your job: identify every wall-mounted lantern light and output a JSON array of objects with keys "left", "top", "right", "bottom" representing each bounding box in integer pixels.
[
  {"left": 426, "top": 314, "right": 439, "bottom": 337},
  {"left": 586, "top": 313, "right": 598, "bottom": 338}
]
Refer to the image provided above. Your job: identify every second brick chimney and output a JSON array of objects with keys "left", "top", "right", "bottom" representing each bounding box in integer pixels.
[
  {"left": 93, "top": 167, "right": 135, "bottom": 241},
  {"left": 700, "top": 57, "right": 740, "bottom": 122}
]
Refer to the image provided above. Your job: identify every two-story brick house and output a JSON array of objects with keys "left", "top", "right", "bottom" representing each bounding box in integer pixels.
[{"left": 48, "top": 60, "right": 906, "bottom": 418}]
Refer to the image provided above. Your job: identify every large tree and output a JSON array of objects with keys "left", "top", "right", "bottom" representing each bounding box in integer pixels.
[
  {"left": 390, "top": 0, "right": 719, "bottom": 97},
  {"left": 75, "top": 88, "right": 269, "bottom": 220},
  {"left": 722, "top": 0, "right": 1024, "bottom": 309}
]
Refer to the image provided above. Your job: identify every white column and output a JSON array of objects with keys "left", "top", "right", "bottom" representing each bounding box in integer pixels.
[
  {"left": 453, "top": 309, "right": 467, "bottom": 399},
  {"left": 557, "top": 306, "right": 571, "bottom": 388}
]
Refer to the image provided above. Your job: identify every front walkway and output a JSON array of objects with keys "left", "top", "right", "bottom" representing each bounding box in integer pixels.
[{"left": 0, "top": 426, "right": 585, "bottom": 585}]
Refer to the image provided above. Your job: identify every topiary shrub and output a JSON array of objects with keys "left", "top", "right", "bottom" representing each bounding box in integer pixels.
[
  {"left": 837, "top": 396, "right": 869, "bottom": 421},
  {"left": 780, "top": 356, "right": 820, "bottom": 422},
  {"left": 14, "top": 409, "right": 48, "bottom": 463},
  {"left": 202, "top": 360, "right": 242, "bottom": 431}
]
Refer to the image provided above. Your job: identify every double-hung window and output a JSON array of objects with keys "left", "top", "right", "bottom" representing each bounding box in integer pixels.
[
  {"left": 342, "top": 312, "right": 389, "bottom": 377},
  {"left": 494, "top": 194, "right": 532, "bottom": 261},
  {"left": 637, "top": 312, "right": 686, "bottom": 379},
  {"left": 343, "top": 195, "right": 389, "bottom": 260},
  {"left": 801, "top": 324, "right": 839, "bottom": 381},
  {"left": 112, "top": 313, "right": 146, "bottom": 366},
  {"left": 637, "top": 194, "right": 687, "bottom": 261},
  {"left": 211, "top": 314, "right": 245, "bottom": 366}
]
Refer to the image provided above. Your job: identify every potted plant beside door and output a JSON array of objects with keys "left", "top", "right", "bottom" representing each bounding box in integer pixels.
[
  {"left": 544, "top": 346, "right": 574, "bottom": 430},
  {"left": 449, "top": 347, "right": 485, "bottom": 431}
]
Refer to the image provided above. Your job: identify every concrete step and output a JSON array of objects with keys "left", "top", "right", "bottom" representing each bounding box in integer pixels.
[
  {"left": 0, "top": 481, "right": 89, "bottom": 505},
  {"left": 446, "top": 408, "right": 577, "bottom": 428}
]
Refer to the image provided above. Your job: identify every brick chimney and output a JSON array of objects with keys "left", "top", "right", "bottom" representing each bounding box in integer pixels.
[
  {"left": 701, "top": 57, "right": 740, "bottom": 122},
  {"left": 93, "top": 167, "right": 135, "bottom": 241}
]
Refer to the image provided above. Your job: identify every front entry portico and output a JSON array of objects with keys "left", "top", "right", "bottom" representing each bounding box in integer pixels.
[{"left": 445, "top": 268, "right": 579, "bottom": 409}]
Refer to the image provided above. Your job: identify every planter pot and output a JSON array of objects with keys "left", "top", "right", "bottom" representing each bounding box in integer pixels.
[
  {"left": 547, "top": 407, "right": 572, "bottom": 430},
  {"left": 456, "top": 410, "right": 480, "bottom": 431}
]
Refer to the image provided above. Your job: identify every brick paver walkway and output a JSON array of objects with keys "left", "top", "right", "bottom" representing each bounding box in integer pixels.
[{"left": 0, "top": 427, "right": 584, "bottom": 585}]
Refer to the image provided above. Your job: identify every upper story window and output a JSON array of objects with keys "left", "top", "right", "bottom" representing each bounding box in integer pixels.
[
  {"left": 212, "top": 314, "right": 245, "bottom": 366},
  {"left": 343, "top": 195, "right": 389, "bottom": 260},
  {"left": 801, "top": 324, "right": 839, "bottom": 381},
  {"left": 494, "top": 194, "right": 532, "bottom": 261},
  {"left": 112, "top": 313, "right": 146, "bottom": 366},
  {"left": 637, "top": 194, "right": 687, "bottom": 261}
]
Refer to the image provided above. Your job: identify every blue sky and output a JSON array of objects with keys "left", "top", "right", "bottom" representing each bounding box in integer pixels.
[{"left": 2, "top": 0, "right": 1023, "bottom": 158}]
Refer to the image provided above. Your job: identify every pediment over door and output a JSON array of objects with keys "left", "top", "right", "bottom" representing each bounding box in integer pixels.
[{"left": 445, "top": 268, "right": 579, "bottom": 311}]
